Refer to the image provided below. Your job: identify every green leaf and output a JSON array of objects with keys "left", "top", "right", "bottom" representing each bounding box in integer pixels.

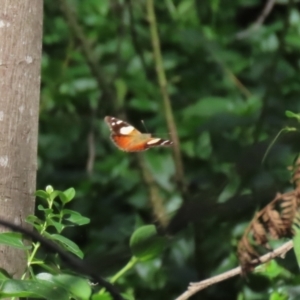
[
  {"left": 285, "top": 33, "right": 300, "bottom": 50},
  {"left": 0, "top": 278, "right": 69, "bottom": 299},
  {"left": 115, "top": 78, "right": 127, "bottom": 104},
  {"left": 36, "top": 273, "right": 91, "bottom": 299},
  {"left": 129, "top": 225, "right": 165, "bottom": 261},
  {"left": 92, "top": 293, "right": 113, "bottom": 300},
  {"left": 38, "top": 205, "right": 53, "bottom": 214},
  {"left": 26, "top": 219, "right": 42, "bottom": 232},
  {"left": 129, "top": 98, "right": 158, "bottom": 112},
  {"left": 293, "top": 227, "right": 300, "bottom": 268},
  {"left": 46, "top": 233, "right": 84, "bottom": 258},
  {"left": 183, "top": 97, "right": 236, "bottom": 118},
  {"left": 0, "top": 232, "right": 30, "bottom": 250},
  {"left": 269, "top": 290, "right": 289, "bottom": 300},
  {"left": 61, "top": 188, "right": 76, "bottom": 204},
  {"left": 26, "top": 215, "right": 43, "bottom": 226},
  {"left": 62, "top": 209, "right": 90, "bottom": 226},
  {"left": 195, "top": 131, "right": 212, "bottom": 159},
  {"left": 35, "top": 190, "right": 49, "bottom": 200},
  {"left": 47, "top": 219, "right": 64, "bottom": 233},
  {"left": 98, "top": 0, "right": 109, "bottom": 15},
  {"left": 285, "top": 110, "right": 300, "bottom": 122},
  {"left": 255, "top": 260, "right": 291, "bottom": 279},
  {"left": 49, "top": 190, "right": 61, "bottom": 202}
]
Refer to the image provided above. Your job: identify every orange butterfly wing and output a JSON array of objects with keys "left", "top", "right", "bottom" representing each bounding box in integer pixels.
[
  {"left": 104, "top": 116, "right": 173, "bottom": 152},
  {"left": 111, "top": 135, "right": 150, "bottom": 152}
]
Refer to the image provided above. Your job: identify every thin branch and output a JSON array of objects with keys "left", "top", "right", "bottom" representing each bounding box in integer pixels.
[
  {"left": 86, "top": 130, "right": 96, "bottom": 175},
  {"left": 137, "top": 154, "right": 169, "bottom": 228},
  {"left": 175, "top": 240, "right": 293, "bottom": 300},
  {"left": 235, "top": 0, "right": 276, "bottom": 40},
  {"left": 86, "top": 103, "right": 98, "bottom": 175},
  {"left": 0, "top": 219, "right": 123, "bottom": 300},
  {"left": 146, "top": 0, "right": 185, "bottom": 194}
]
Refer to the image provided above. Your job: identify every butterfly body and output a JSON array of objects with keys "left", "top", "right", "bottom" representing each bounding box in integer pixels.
[{"left": 104, "top": 116, "right": 173, "bottom": 152}]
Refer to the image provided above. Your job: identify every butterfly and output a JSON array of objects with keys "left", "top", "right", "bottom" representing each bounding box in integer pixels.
[{"left": 104, "top": 116, "right": 173, "bottom": 152}]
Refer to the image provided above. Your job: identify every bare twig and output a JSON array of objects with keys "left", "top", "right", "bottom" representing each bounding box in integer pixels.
[
  {"left": 235, "top": 0, "right": 276, "bottom": 40},
  {"left": 137, "top": 154, "right": 169, "bottom": 228},
  {"left": 146, "top": 0, "right": 185, "bottom": 194},
  {"left": 86, "top": 130, "right": 96, "bottom": 175},
  {"left": 175, "top": 240, "right": 293, "bottom": 300}
]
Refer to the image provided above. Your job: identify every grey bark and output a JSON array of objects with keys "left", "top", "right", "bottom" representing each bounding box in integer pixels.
[{"left": 0, "top": 1, "right": 43, "bottom": 277}]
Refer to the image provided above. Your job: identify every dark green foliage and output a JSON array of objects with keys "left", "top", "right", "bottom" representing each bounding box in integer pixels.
[
  {"left": 33, "top": 0, "right": 300, "bottom": 299},
  {"left": 130, "top": 225, "right": 166, "bottom": 261}
]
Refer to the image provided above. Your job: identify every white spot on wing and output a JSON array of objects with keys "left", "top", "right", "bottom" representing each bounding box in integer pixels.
[
  {"left": 116, "top": 120, "right": 123, "bottom": 124},
  {"left": 147, "top": 138, "right": 161, "bottom": 145},
  {"left": 120, "top": 126, "right": 134, "bottom": 135}
]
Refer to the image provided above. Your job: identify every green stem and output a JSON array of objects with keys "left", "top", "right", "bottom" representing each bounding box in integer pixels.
[
  {"left": 146, "top": 0, "right": 185, "bottom": 194},
  {"left": 22, "top": 206, "right": 49, "bottom": 280},
  {"left": 21, "top": 242, "right": 41, "bottom": 280},
  {"left": 98, "top": 256, "right": 139, "bottom": 295},
  {"left": 110, "top": 256, "right": 139, "bottom": 284}
]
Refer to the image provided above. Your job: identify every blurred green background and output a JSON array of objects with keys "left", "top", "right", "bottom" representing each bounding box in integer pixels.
[{"left": 39, "top": 0, "right": 300, "bottom": 299}]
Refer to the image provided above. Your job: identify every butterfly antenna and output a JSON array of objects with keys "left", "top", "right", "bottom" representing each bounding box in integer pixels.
[
  {"left": 141, "top": 119, "right": 149, "bottom": 133},
  {"left": 141, "top": 119, "right": 171, "bottom": 137}
]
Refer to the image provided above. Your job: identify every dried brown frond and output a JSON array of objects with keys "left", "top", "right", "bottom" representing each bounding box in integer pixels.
[
  {"left": 291, "top": 156, "right": 300, "bottom": 188},
  {"left": 237, "top": 189, "right": 300, "bottom": 273}
]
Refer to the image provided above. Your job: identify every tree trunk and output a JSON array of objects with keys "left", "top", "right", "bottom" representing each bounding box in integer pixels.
[{"left": 0, "top": 1, "right": 43, "bottom": 277}]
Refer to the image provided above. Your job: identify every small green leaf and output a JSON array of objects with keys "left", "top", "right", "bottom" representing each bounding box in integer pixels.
[
  {"left": 255, "top": 260, "right": 291, "bottom": 279},
  {"left": 129, "top": 225, "right": 165, "bottom": 261},
  {"left": 0, "top": 278, "right": 69, "bottom": 299},
  {"left": 35, "top": 190, "right": 49, "bottom": 200},
  {"left": 0, "top": 232, "right": 30, "bottom": 250},
  {"left": 92, "top": 293, "right": 113, "bottom": 300},
  {"left": 269, "top": 290, "right": 289, "bottom": 300},
  {"left": 46, "top": 233, "right": 84, "bottom": 258},
  {"left": 38, "top": 205, "right": 53, "bottom": 214},
  {"left": 26, "top": 215, "right": 43, "bottom": 226},
  {"left": 98, "top": 0, "right": 109, "bottom": 15},
  {"left": 62, "top": 188, "right": 75, "bottom": 204},
  {"left": 183, "top": 97, "right": 235, "bottom": 118},
  {"left": 47, "top": 219, "right": 64, "bottom": 233},
  {"left": 62, "top": 209, "right": 90, "bottom": 225},
  {"left": 285, "top": 110, "right": 300, "bottom": 121},
  {"left": 293, "top": 227, "right": 300, "bottom": 268},
  {"left": 36, "top": 273, "right": 91, "bottom": 299},
  {"left": 115, "top": 78, "right": 127, "bottom": 103},
  {"left": 49, "top": 190, "right": 60, "bottom": 202}
]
